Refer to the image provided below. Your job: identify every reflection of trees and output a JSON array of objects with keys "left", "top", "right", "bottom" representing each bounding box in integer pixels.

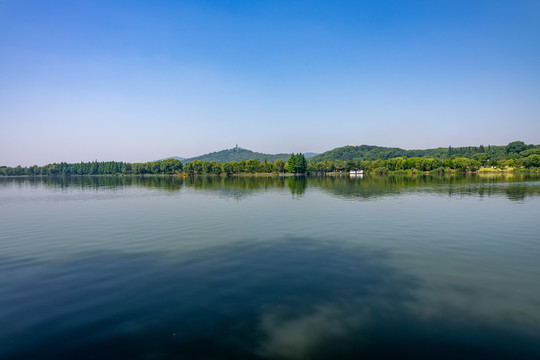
[
  {"left": 184, "top": 176, "right": 286, "bottom": 191},
  {"left": 0, "top": 175, "right": 291, "bottom": 200},
  {"left": 503, "top": 184, "right": 533, "bottom": 202},
  {"left": 1, "top": 174, "right": 539, "bottom": 202},
  {"left": 310, "top": 174, "right": 540, "bottom": 202},
  {"left": 0, "top": 176, "right": 184, "bottom": 192},
  {"left": 286, "top": 176, "right": 307, "bottom": 197},
  {"left": 183, "top": 176, "right": 287, "bottom": 201}
]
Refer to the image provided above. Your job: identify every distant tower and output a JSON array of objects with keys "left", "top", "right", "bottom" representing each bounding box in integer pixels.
[{"left": 235, "top": 144, "right": 239, "bottom": 151}]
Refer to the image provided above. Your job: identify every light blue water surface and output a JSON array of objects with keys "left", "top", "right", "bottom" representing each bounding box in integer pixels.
[{"left": 1, "top": 175, "right": 539, "bottom": 359}]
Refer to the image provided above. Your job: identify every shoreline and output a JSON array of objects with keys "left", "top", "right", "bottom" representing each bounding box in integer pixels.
[{"left": 1, "top": 169, "right": 539, "bottom": 178}]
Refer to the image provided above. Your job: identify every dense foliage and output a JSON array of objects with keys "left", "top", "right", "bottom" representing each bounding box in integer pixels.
[
  {"left": 311, "top": 141, "right": 540, "bottom": 162},
  {"left": 0, "top": 159, "right": 183, "bottom": 176},
  {"left": 309, "top": 154, "right": 540, "bottom": 174},
  {"left": 0, "top": 157, "right": 294, "bottom": 176},
  {"left": 2, "top": 142, "right": 539, "bottom": 176},
  {"left": 287, "top": 153, "right": 308, "bottom": 173}
]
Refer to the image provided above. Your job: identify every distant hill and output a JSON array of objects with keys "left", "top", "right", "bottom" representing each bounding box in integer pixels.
[
  {"left": 304, "top": 152, "right": 319, "bottom": 159},
  {"left": 310, "top": 141, "right": 540, "bottom": 162},
  {"left": 183, "top": 146, "right": 292, "bottom": 163},
  {"left": 160, "top": 156, "right": 185, "bottom": 161}
]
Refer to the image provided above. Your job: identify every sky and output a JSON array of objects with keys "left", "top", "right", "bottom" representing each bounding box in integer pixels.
[{"left": 1, "top": 0, "right": 539, "bottom": 166}]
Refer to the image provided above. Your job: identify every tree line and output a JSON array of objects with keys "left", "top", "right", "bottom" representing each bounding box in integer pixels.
[
  {"left": 311, "top": 141, "right": 540, "bottom": 162},
  {"left": 0, "top": 159, "right": 183, "bottom": 176},
  {"left": 309, "top": 154, "right": 540, "bottom": 173},
  {"left": 2, "top": 150, "right": 540, "bottom": 177},
  {"left": 0, "top": 154, "right": 309, "bottom": 176}
]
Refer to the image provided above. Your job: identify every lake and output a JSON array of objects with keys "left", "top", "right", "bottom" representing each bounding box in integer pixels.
[{"left": 1, "top": 174, "right": 540, "bottom": 359}]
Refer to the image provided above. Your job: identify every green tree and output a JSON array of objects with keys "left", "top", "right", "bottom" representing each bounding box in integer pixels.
[
  {"left": 192, "top": 160, "right": 204, "bottom": 174},
  {"left": 183, "top": 162, "right": 194, "bottom": 174},
  {"left": 286, "top": 154, "right": 297, "bottom": 173},
  {"left": 247, "top": 159, "right": 259, "bottom": 173},
  {"left": 274, "top": 159, "right": 284, "bottom": 173},
  {"left": 223, "top": 162, "right": 234, "bottom": 175},
  {"left": 287, "top": 153, "right": 307, "bottom": 173},
  {"left": 506, "top": 141, "right": 526, "bottom": 155},
  {"left": 523, "top": 155, "right": 540, "bottom": 168}
]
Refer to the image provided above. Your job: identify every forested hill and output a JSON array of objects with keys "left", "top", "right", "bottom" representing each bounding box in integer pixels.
[
  {"left": 182, "top": 147, "right": 292, "bottom": 163},
  {"left": 311, "top": 142, "right": 540, "bottom": 162},
  {"left": 165, "top": 156, "right": 185, "bottom": 161},
  {"left": 159, "top": 156, "right": 185, "bottom": 162}
]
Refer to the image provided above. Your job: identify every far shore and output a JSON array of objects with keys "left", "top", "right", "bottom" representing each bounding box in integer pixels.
[{"left": 2, "top": 169, "right": 539, "bottom": 178}]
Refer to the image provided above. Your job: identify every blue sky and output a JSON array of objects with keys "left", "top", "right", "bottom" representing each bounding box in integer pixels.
[{"left": 1, "top": 0, "right": 539, "bottom": 166}]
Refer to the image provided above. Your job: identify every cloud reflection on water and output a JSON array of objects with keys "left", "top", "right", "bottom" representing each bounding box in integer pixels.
[
  {"left": 4, "top": 235, "right": 537, "bottom": 359},
  {"left": 257, "top": 303, "right": 368, "bottom": 359}
]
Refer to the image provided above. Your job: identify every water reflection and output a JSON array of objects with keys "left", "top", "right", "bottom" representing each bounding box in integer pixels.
[
  {"left": 1, "top": 174, "right": 540, "bottom": 201},
  {"left": 1, "top": 236, "right": 538, "bottom": 359},
  {"left": 311, "top": 173, "right": 540, "bottom": 202},
  {"left": 0, "top": 238, "right": 410, "bottom": 359},
  {"left": 287, "top": 176, "right": 307, "bottom": 198},
  {"left": 1, "top": 175, "right": 540, "bottom": 359},
  {"left": 0, "top": 175, "right": 185, "bottom": 192},
  {"left": 183, "top": 176, "right": 286, "bottom": 201}
]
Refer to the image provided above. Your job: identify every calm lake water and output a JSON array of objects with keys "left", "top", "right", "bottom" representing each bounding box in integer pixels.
[{"left": 1, "top": 174, "right": 540, "bottom": 360}]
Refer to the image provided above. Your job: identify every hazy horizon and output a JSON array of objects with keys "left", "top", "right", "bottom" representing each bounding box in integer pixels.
[
  {"left": 2, "top": 140, "right": 537, "bottom": 167},
  {"left": 2, "top": 1, "right": 539, "bottom": 166}
]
